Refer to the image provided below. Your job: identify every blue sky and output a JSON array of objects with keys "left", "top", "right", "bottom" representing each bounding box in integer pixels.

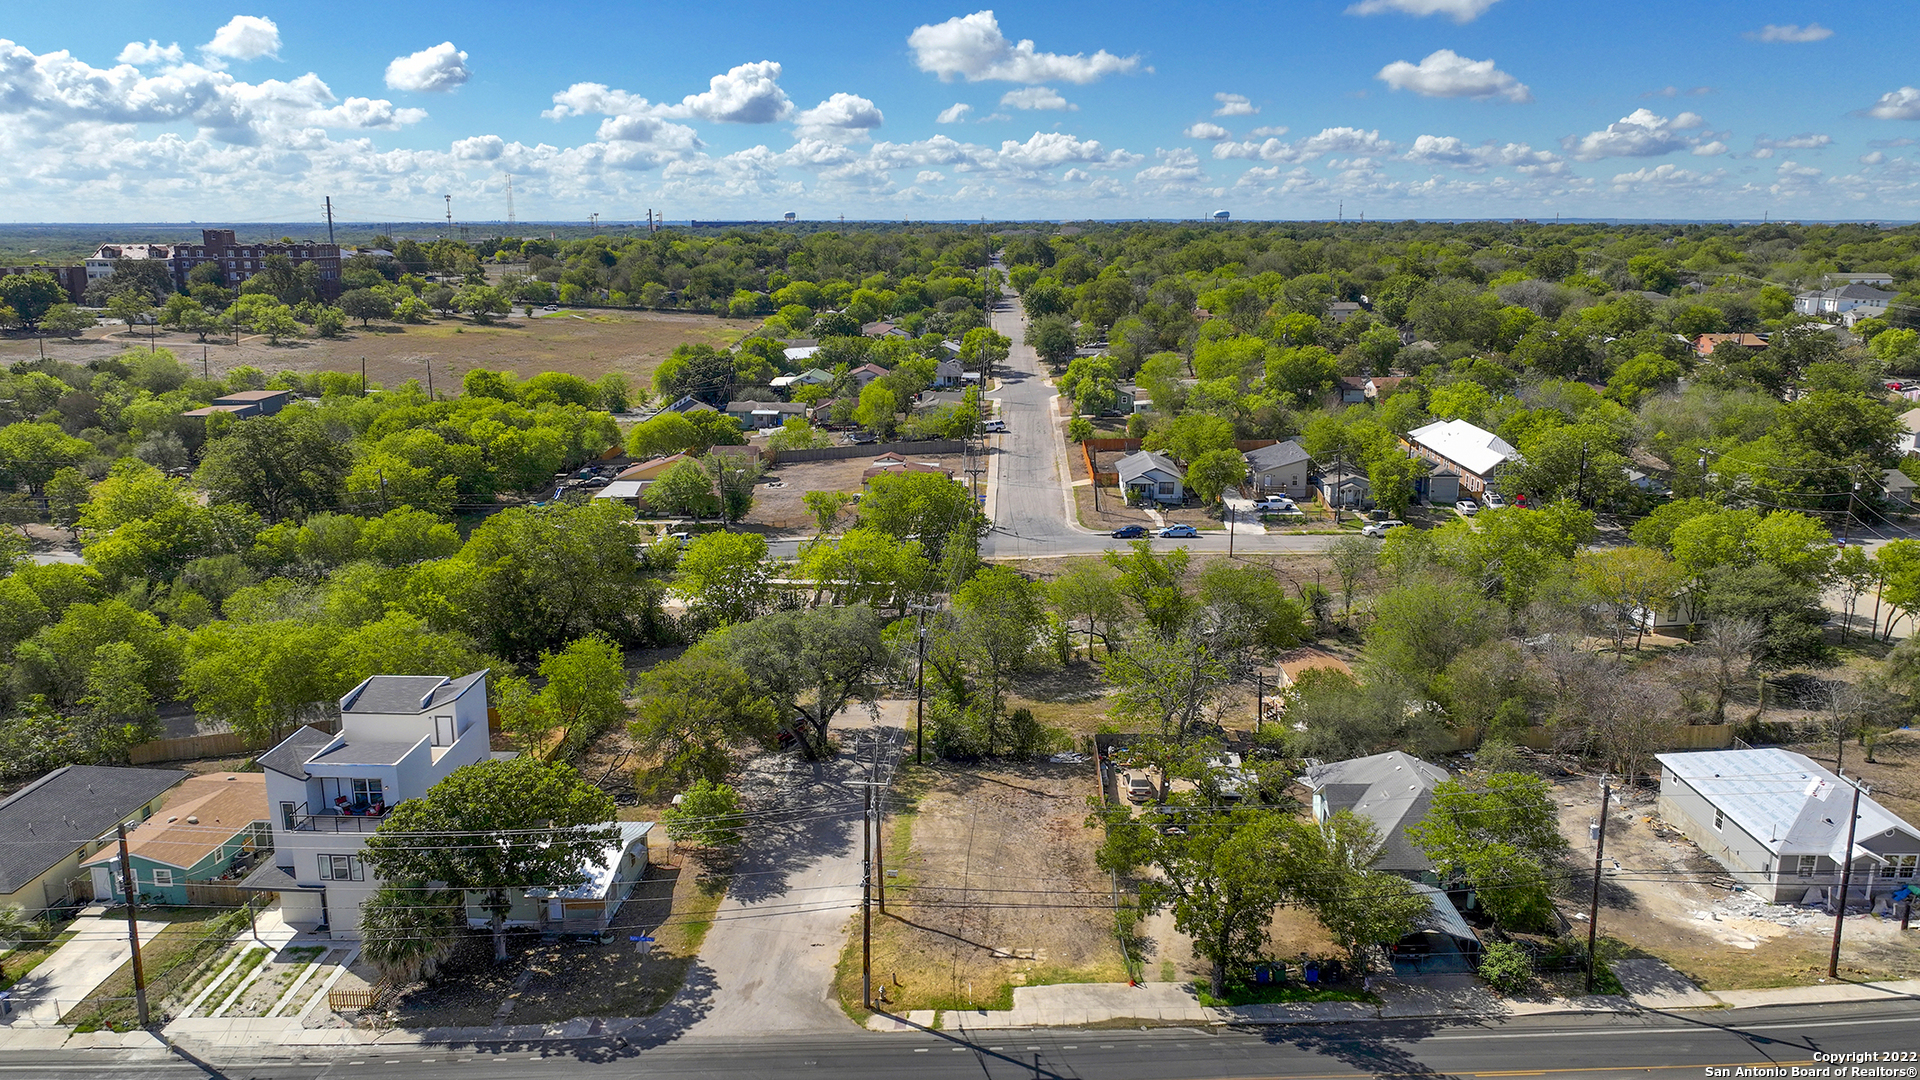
[{"left": 2, "top": 1, "right": 1917, "bottom": 222}]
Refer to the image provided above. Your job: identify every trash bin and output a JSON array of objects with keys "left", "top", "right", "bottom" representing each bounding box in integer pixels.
[{"left": 0, "top": 991, "right": 12, "bottom": 1016}]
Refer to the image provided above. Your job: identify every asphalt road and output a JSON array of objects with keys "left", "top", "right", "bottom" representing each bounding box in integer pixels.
[{"left": 9, "top": 1000, "right": 1914, "bottom": 1080}]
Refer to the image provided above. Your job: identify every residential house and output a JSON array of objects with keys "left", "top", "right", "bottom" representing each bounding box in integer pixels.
[
  {"left": 1692, "top": 333, "right": 1768, "bottom": 358},
  {"left": 1417, "top": 468, "right": 1461, "bottom": 506},
  {"left": 1334, "top": 376, "right": 1370, "bottom": 407},
  {"left": 1327, "top": 301, "right": 1363, "bottom": 324},
  {"left": 782, "top": 345, "right": 822, "bottom": 365},
  {"left": 1117, "top": 384, "right": 1152, "bottom": 414},
  {"left": 89, "top": 229, "right": 342, "bottom": 298},
  {"left": 1316, "top": 468, "right": 1371, "bottom": 509},
  {"left": 931, "top": 358, "right": 966, "bottom": 388},
  {"left": 1300, "top": 752, "right": 1451, "bottom": 882},
  {"left": 1365, "top": 376, "right": 1408, "bottom": 400},
  {"left": 81, "top": 774, "right": 270, "bottom": 906},
  {"left": 0, "top": 766, "right": 186, "bottom": 916},
  {"left": 1824, "top": 272, "right": 1895, "bottom": 288},
  {"left": 463, "top": 823, "right": 653, "bottom": 937},
  {"left": 1242, "top": 440, "right": 1311, "bottom": 499},
  {"left": 1116, "top": 450, "right": 1184, "bottom": 505},
  {"left": 1656, "top": 749, "right": 1920, "bottom": 905},
  {"left": 1898, "top": 409, "right": 1920, "bottom": 456},
  {"left": 1405, "top": 418, "right": 1520, "bottom": 496},
  {"left": 243, "top": 670, "right": 491, "bottom": 937},
  {"left": 1882, "top": 468, "right": 1917, "bottom": 509},
  {"left": 613, "top": 454, "right": 694, "bottom": 483},
  {"left": 723, "top": 400, "right": 810, "bottom": 429},
  {"left": 661, "top": 395, "right": 718, "bottom": 415},
  {"left": 861, "top": 321, "right": 910, "bottom": 338},
  {"left": 847, "top": 363, "right": 890, "bottom": 388},
  {"left": 1795, "top": 284, "right": 1897, "bottom": 325}
]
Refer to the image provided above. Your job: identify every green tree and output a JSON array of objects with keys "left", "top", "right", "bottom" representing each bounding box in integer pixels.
[
  {"left": 701, "top": 450, "right": 763, "bottom": 526},
  {"left": 253, "top": 304, "right": 301, "bottom": 344},
  {"left": 195, "top": 412, "right": 351, "bottom": 524},
  {"left": 497, "top": 634, "right": 629, "bottom": 762},
  {"left": 673, "top": 530, "right": 768, "bottom": 625},
  {"left": 0, "top": 423, "right": 92, "bottom": 496},
  {"left": 1409, "top": 773, "right": 1569, "bottom": 932},
  {"left": 647, "top": 458, "right": 720, "bottom": 521},
  {"left": 339, "top": 289, "right": 394, "bottom": 326},
  {"left": 1184, "top": 449, "right": 1246, "bottom": 505},
  {"left": 42, "top": 304, "right": 96, "bottom": 338},
  {"left": 363, "top": 756, "right": 619, "bottom": 962},
  {"left": 802, "top": 490, "right": 851, "bottom": 535},
  {"left": 1575, "top": 546, "right": 1681, "bottom": 651},
  {"left": 455, "top": 284, "right": 510, "bottom": 323},
  {"left": 1067, "top": 416, "right": 1094, "bottom": 443},
  {"left": 857, "top": 470, "right": 985, "bottom": 568},
  {"left": 711, "top": 604, "right": 888, "bottom": 758},
  {"left": 1285, "top": 811, "right": 1428, "bottom": 970},
  {"left": 853, "top": 382, "right": 900, "bottom": 439},
  {"left": 358, "top": 884, "right": 463, "bottom": 983},
  {"left": 45, "top": 467, "right": 91, "bottom": 538},
  {"left": 0, "top": 272, "right": 66, "bottom": 329},
  {"left": 1103, "top": 539, "right": 1192, "bottom": 639},
  {"left": 629, "top": 650, "right": 777, "bottom": 792},
  {"left": 1327, "top": 535, "right": 1378, "bottom": 621},
  {"left": 1048, "top": 558, "right": 1125, "bottom": 656},
  {"left": 1024, "top": 314, "right": 1076, "bottom": 369},
  {"left": 660, "top": 778, "right": 747, "bottom": 848}
]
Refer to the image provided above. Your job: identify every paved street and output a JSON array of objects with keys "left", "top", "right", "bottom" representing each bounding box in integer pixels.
[{"left": 7, "top": 999, "right": 1914, "bottom": 1079}]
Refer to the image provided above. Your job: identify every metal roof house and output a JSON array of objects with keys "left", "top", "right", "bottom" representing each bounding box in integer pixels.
[
  {"left": 1656, "top": 749, "right": 1920, "bottom": 905},
  {"left": 1404, "top": 419, "right": 1519, "bottom": 495},
  {"left": 244, "top": 671, "right": 491, "bottom": 937},
  {"left": 461, "top": 822, "right": 654, "bottom": 937}
]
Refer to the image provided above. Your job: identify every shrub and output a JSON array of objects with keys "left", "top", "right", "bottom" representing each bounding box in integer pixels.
[{"left": 1479, "top": 941, "right": 1533, "bottom": 995}]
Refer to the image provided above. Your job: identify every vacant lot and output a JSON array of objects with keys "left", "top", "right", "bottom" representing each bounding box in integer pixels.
[
  {"left": 0, "top": 309, "right": 746, "bottom": 393},
  {"left": 743, "top": 454, "right": 967, "bottom": 536},
  {"left": 835, "top": 761, "right": 1124, "bottom": 1016},
  {"left": 1551, "top": 776, "right": 1920, "bottom": 991}
]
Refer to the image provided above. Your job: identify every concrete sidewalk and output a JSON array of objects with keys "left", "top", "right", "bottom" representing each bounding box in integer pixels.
[{"left": 0, "top": 912, "right": 168, "bottom": 1026}]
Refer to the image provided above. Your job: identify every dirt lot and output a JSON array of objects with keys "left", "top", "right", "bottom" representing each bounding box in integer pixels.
[
  {"left": 0, "top": 309, "right": 745, "bottom": 395},
  {"left": 1550, "top": 775, "right": 1920, "bottom": 991},
  {"left": 836, "top": 761, "right": 1125, "bottom": 1013},
  {"left": 742, "top": 454, "right": 968, "bottom": 536},
  {"left": 1782, "top": 730, "right": 1920, "bottom": 825}
]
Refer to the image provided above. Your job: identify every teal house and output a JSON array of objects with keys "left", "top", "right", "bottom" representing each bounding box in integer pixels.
[{"left": 83, "top": 773, "right": 270, "bottom": 905}]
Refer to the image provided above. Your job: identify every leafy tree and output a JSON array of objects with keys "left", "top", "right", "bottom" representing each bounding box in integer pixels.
[
  {"left": 1409, "top": 773, "right": 1568, "bottom": 932},
  {"left": 661, "top": 778, "right": 747, "bottom": 848},
  {"left": 497, "top": 634, "right": 629, "bottom": 761},
  {"left": 1575, "top": 546, "right": 1681, "bottom": 651},
  {"left": 363, "top": 756, "right": 619, "bottom": 962},
  {"left": 1067, "top": 416, "right": 1094, "bottom": 443},
  {"left": 857, "top": 470, "right": 984, "bottom": 568},
  {"left": 630, "top": 650, "right": 777, "bottom": 791},
  {"left": 183, "top": 618, "right": 339, "bottom": 745},
  {"left": 1025, "top": 314, "right": 1076, "bottom": 368},
  {"left": 1184, "top": 449, "right": 1246, "bottom": 505},
  {"left": 0, "top": 272, "right": 67, "bottom": 329},
  {"left": 1363, "top": 575, "right": 1497, "bottom": 692},
  {"left": 673, "top": 530, "right": 768, "bottom": 625},
  {"left": 647, "top": 458, "right": 720, "bottom": 521},
  {"left": 1048, "top": 558, "right": 1125, "bottom": 655},
  {"left": 711, "top": 604, "right": 888, "bottom": 758},
  {"left": 42, "top": 304, "right": 96, "bottom": 338},
  {"left": 853, "top": 382, "right": 900, "bottom": 439},
  {"left": 0, "top": 423, "right": 92, "bottom": 496},
  {"left": 253, "top": 304, "right": 301, "bottom": 344},
  {"left": 1284, "top": 811, "right": 1428, "bottom": 970},
  {"left": 45, "top": 467, "right": 91, "bottom": 538},
  {"left": 700, "top": 450, "right": 763, "bottom": 525},
  {"left": 802, "top": 489, "right": 851, "bottom": 535},
  {"left": 195, "top": 412, "right": 351, "bottom": 524},
  {"left": 339, "top": 288, "right": 394, "bottom": 326},
  {"left": 1327, "top": 535, "right": 1378, "bottom": 621},
  {"left": 1103, "top": 540, "right": 1192, "bottom": 639}
]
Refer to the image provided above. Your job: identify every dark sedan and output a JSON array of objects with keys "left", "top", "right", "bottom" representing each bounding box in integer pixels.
[{"left": 1111, "top": 525, "right": 1148, "bottom": 539}]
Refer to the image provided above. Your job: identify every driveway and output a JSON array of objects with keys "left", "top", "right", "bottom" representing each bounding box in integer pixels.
[
  {"left": 3, "top": 912, "right": 167, "bottom": 1025},
  {"left": 644, "top": 722, "right": 904, "bottom": 1038}
]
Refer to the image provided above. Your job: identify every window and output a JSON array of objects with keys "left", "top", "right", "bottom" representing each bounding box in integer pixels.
[
  {"left": 151, "top": 869, "right": 173, "bottom": 887},
  {"left": 318, "top": 855, "right": 364, "bottom": 881},
  {"left": 351, "top": 778, "right": 383, "bottom": 804},
  {"left": 1713, "top": 808, "right": 1724, "bottom": 831},
  {"left": 1157, "top": 482, "right": 1175, "bottom": 496},
  {"left": 281, "top": 801, "right": 297, "bottom": 830},
  {"left": 1798, "top": 855, "right": 1820, "bottom": 877},
  {"left": 1891, "top": 854, "right": 1918, "bottom": 880}
]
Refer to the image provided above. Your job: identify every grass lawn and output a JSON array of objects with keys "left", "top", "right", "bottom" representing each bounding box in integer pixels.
[
  {"left": 1190, "top": 980, "right": 1376, "bottom": 1007},
  {"left": 0, "top": 926, "right": 79, "bottom": 992},
  {"left": 64, "top": 907, "right": 248, "bottom": 1031}
]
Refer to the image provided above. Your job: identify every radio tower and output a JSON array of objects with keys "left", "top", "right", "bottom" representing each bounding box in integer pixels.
[
  {"left": 443, "top": 194, "right": 452, "bottom": 238},
  {"left": 505, "top": 175, "right": 516, "bottom": 228}
]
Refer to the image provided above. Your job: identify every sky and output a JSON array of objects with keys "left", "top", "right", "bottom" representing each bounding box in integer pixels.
[{"left": 2, "top": 1, "right": 1918, "bottom": 224}]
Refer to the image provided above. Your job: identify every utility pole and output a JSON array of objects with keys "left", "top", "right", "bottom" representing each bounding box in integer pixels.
[
  {"left": 913, "top": 606, "right": 931, "bottom": 765},
  {"left": 324, "top": 196, "right": 335, "bottom": 247},
  {"left": 1574, "top": 441, "right": 1589, "bottom": 509},
  {"left": 505, "top": 174, "right": 515, "bottom": 229},
  {"left": 360, "top": 357, "right": 367, "bottom": 397},
  {"left": 873, "top": 736, "right": 885, "bottom": 915},
  {"left": 116, "top": 824, "right": 150, "bottom": 1027},
  {"left": 1828, "top": 779, "right": 1865, "bottom": 978},
  {"left": 861, "top": 779, "right": 873, "bottom": 1009},
  {"left": 1584, "top": 781, "right": 1610, "bottom": 994},
  {"left": 1255, "top": 673, "right": 1264, "bottom": 733},
  {"left": 203, "top": 346, "right": 209, "bottom": 380}
]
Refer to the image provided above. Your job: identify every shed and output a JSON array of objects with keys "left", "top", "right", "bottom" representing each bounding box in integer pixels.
[{"left": 465, "top": 822, "right": 653, "bottom": 935}]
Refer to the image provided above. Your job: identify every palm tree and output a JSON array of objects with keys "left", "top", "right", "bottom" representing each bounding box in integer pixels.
[{"left": 357, "top": 885, "right": 462, "bottom": 984}]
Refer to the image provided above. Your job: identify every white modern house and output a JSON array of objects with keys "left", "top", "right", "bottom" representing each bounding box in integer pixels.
[
  {"left": 244, "top": 670, "right": 491, "bottom": 937},
  {"left": 1794, "top": 284, "right": 1897, "bottom": 326}
]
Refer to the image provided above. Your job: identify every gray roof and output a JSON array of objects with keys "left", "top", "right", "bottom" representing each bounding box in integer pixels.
[
  {"left": 1244, "top": 440, "right": 1310, "bottom": 472},
  {"left": 1302, "top": 752, "right": 1450, "bottom": 874},
  {"left": 340, "top": 671, "right": 485, "bottom": 715},
  {"left": 1657, "top": 749, "right": 1920, "bottom": 863},
  {"left": 1832, "top": 284, "right": 1896, "bottom": 301},
  {"left": 239, "top": 859, "right": 305, "bottom": 891},
  {"left": 1408, "top": 883, "right": 1478, "bottom": 944},
  {"left": 257, "top": 725, "right": 340, "bottom": 780},
  {"left": 0, "top": 765, "right": 187, "bottom": 893},
  {"left": 1116, "top": 450, "right": 1181, "bottom": 484},
  {"left": 308, "top": 737, "right": 422, "bottom": 768}
]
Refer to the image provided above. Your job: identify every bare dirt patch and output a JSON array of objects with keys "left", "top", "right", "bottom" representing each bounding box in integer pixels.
[
  {"left": 0, "top": 310, "right": 746, "bottom": 393},
  {"left": 836, "top": 760, "right": 1124, "bottom": 1013},
  {"left": 742, "top": 454, "right": 967, "bottom": 536},
  {"left": 1781, "top": 730, "right": 1920, "bottom": 825}
]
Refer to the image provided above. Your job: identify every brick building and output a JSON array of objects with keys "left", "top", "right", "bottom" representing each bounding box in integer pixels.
[
  {"left": 0, "top": 264, "right": 88, "bottom": 303},
  {"left": 87, "top": 229, "right": 342, "bottom": 299}
]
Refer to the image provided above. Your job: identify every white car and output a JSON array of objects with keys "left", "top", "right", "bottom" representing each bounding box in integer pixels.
[
  {"left": 982, "top": 419, "right": 1007, "bottom": 432},
  {"left": 1255, "top": 495, "right": 1296, "bottom": 511},
  {"left": 1455, "top": 500, "right": 1479, "bottom": 516},
  {"left": 1484, "top": 492, "right": 1505, "bottom": 508},
  {"left": 1126, "top": 772, "right": 1156, "bottom": 803},
  {"left": 1361, "top": 519, "right": 1407, "bottom": 538}
]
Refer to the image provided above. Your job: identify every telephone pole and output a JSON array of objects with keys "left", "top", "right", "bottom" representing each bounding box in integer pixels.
[
  {"left": 324, "top": 196, "right": 335, "bottom": 246},
  {"left": 861, "top": 779, "right": 873, "bottom": 1007},
  {"left": 1828, "top": 779, "right": 1865, "bottom": 978},
  {"left": 505, "top": 174, "right": 516, "bottom": 228},
  {"left": 1584, "top": 781, "right": 1610, "bottom": 994},
  {"left": 116, "top": 824, "right": 150, "bottom": 1027}
]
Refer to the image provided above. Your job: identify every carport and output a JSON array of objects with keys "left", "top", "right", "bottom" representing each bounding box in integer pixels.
[{"left": 1389, "top": 884, "right": 1482, "bottom": 976}]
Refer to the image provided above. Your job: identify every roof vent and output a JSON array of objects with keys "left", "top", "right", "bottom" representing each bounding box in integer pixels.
[
  {"left": 186, "top": 815, "right": 199, "bottom": 825},
  {"left": 167, "top": 816, "right": 178, "bottom": 823}
]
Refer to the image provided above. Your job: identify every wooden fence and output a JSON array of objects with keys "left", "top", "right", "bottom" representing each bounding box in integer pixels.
[
  {"left": 183, "top": 882, "right": 254, "bottom": 908},
  {"left": 1082, "top": 438, "right": 1282, "bottom": 454},
  {"left": 127, "top": 719, "right": 341, "bottom": 765},
  {"left": 327, "top": 977, "right": 396, "bottom": 1013},
  {"left": 770, "top": 439, "right": 965, "bottom": 464}
]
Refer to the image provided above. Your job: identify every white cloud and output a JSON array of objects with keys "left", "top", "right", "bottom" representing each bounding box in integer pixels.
[
  {"left": 1213, "top": 126, "right": 1397, "bottom": 164},
  {"left": 908, "top": 11, "right": 1140, "bottom": 84},
  {"left": 1562, "top": 108, "right": 1707, "bottom": 160},
  {"left": 385, "top": 42, "right": 470, "bottom": 93},
  {"left": 1691, "top": 141, "right": 1727, "bottom": 157},
  {"left": 1001, "top": 87, "right": 1074, "bottom": 111},
  {"left": 1608, "top": 163, "right": 1721, "bottom": 191},
  {"left": 1403, "top": 134, "right": 1565, "bottom": 174},
  {"left": 1642, "top": 85, "right": 1712, "bottom": 98},
  {"left": 1248, "top": 125, "right": 1289, "bottom": 138},
  {"left": 1213, "top": 92, "right": 1257, "bottom": 116},
  {"left": 1746, "top": 23, "right": 1832, "bottom": 43},
  {"left": 1754, "top": 132, "right": 1831, "bottom": 152},
  {"left": 1184, "top": 122, "right": 1230, "bottom": 140},
  {"left": 793, "top": 93, "right": 884, "bottom": 141},
  {"left": 1776, "top": 160, "right": 1821, "bottom": 179},
  {"left": 936, "top": 103, "right": 973, "bottom": 123},
  {"left": 314, "top": 97, "right": 427, "bottom": 130},
  {"left": 451, "top": 134, "right": 505, "bottom": 161},
  {"left": 917, "top": 170, "right": 946, "bottom": 182},
  {"left": 664, "top": 61, "right": 793, "bottom": 123},
  {"left": 1377, "top": 50, "right": 1531, "bottom": 103},
  {"left": 1345, "top": 0, "right": 1501, "bottom": 23},
  {"left": 1865, "top": 87, "right": 1920, "bottom": 121},
  {"left": 117, "top": 40, "right": 183, "bottom": 67},
  {"left": 1134, "top": 147, "right": 1208, "bottom": 193},
  {"left": 202, "top": 16, "right": 280, "bottom": 62},
  {"left": 1861, "top": 151, "right": 1886, "bottom": 166}
]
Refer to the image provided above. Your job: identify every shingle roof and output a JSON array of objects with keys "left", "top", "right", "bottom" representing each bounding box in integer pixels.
[
  {"left": 257, "top": 725, "right": 340, "bottom": 780},
  {"left": 1116, "top": 450, "right": 1181, "bottom": 483},
  {"left": 80, "top": 774, "right": 266, "bottom": 872},
  {"left": 1244, "top": 441, "right": 1310, "bottom": 472},
  {"left": 0, "top": 765, "right": 187, "bottom": 893},
  {"left": 1302, "top": 752, "right": 1450, "bottom": 874},
  {"left": 1657, "top": 749, "right": 1920, "bottom": 863}
]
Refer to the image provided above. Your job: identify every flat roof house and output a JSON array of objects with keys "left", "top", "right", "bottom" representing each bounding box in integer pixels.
[
  {"left": 1405, "top": 418, "right": 1519, "bottom": 495},
  {"left": 0, "top": 766, "right": 186, "bottom": 916},
  {"left": 244, "top": 670, "right": 491, "bottom": 937},
  {"left": 81, "top": 773, "right": 269, "bottom": 907},
  {"left": 1656, "top": 749, "right": 1920, "bottom": 905}
]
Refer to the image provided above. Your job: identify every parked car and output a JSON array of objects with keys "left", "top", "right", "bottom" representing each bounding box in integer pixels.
[
  {"left": 982, "top": 419, "right": 1007, "bottom": 433},
  {"left": 1158, "top": 524, "right": 1199, "bottom": 538},
  {"left": 1111, "top": 525, "right": 1148, "bottom": 539},
  {"left": 1126, "top": 772, "right": 1156, "bottom": 803},
  {"left": 845, "top": 430, "right": 878, "bottom": 444},
  {"left": 1484, "top": 492, "right": 1505, "bottom": 508},
  {"left": 1255, "top": 495, "right": 1296, "bottom": 510},
  {"left": 1360, "top": 519, "right": 1407, "bottom": 538},
  {"left": 1454, "top": 500, "right": 1479, "bottom": 516}
]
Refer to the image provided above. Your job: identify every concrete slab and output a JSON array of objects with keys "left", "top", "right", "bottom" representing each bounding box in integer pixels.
[
  {"left": 1, "top": 913, "right": 167, "bottom": 1025},
  {"left": 1712, "top": 978, "right": 1920, "bottom": 1009},
  {"left": 1610, "top": 958, "right": 1720, "bottom": 1010}
]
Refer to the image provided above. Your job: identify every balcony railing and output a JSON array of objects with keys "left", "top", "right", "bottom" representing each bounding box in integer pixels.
[{"left": 288, "top": 802, "right": 391, "bottom": 833}]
